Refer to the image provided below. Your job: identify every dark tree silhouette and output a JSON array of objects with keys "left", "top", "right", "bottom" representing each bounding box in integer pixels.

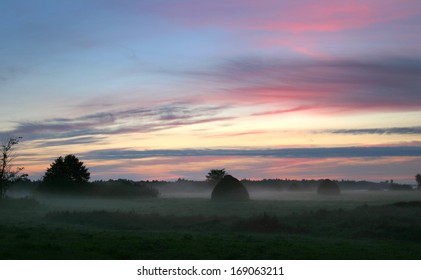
[
  {"left": 416, "top": 174, "right": 421, "bottom": 189},
  {"left": 42, "top": 154, "right": 90, "bottom": 190},
  {"left": 206, "top": 168, "right": 227, "bottom": 184},
  {"left": 0, "top": 137, "right": 27, "bottom": 199}
]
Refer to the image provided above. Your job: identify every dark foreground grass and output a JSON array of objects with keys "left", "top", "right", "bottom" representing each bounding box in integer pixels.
[
  {"left": 1, "top": 225, "right": 421, "bottom": 259},
  {"left": 45, "top": 202, "right": 421, "bottom": 241},
  {"left": 2, "top": 197, "right": 421, "bottom": 259},
  {"left": 0, "top": 197, "right": 41, "bottom": 210}
]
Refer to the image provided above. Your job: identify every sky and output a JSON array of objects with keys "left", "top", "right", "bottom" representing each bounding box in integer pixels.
[{"left": 1, "top": 0, "right": 421, "bottom": 183}]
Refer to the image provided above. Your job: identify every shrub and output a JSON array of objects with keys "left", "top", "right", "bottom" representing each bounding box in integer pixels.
[
  {"left": 389, "top": 183, "right": 413, "bottom": 191},
  {"left": 89, "top": 179, "right": 159, "bottom": 198}
]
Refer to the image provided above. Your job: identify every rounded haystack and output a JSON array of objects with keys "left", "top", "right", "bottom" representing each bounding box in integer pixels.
[
  {"left": 317, "top": 179, "right": 340, "bottom": 195},
  {"left": 211, "top": 175, "right": 250, "bottom": 201}
]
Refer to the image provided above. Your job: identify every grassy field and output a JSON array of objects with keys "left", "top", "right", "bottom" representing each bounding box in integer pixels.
[{"left": 1, "top": 190, "right": 421, "bottom": 259}]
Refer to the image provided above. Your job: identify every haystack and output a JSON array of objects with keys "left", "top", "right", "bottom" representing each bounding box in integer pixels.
[
  {"left": 317, "top": 179, "right": 340, "bottom": 195},
  {"left": 211, "top": 175, "right": 250, "bottom": 201}
]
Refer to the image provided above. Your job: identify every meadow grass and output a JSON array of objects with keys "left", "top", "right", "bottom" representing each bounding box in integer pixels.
[
  {"left": 33, "top": 190, "right": 421, "bottom": 216},
  {"left": 1, "top": 191, "right": 421, "bottom": 259},
  {"left": 2, "top": 225, "right": 421, "bottom": 259}
]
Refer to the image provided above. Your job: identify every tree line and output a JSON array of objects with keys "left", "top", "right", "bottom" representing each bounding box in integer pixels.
[{"left": 1, "top": 137, "right": 421, "bottom": 200}]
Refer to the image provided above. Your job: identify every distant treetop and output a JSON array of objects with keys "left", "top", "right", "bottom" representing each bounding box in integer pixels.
[
  {"left": 416, "top": 174, "right": 421, "bottom": 189},
  {"left": 206, "top": 169, "right": 227, "bottom": 185}
]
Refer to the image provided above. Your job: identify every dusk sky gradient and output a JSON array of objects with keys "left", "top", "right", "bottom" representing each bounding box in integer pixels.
[{"left": 1, "top": 0, "right": 421, "bottom": 183}]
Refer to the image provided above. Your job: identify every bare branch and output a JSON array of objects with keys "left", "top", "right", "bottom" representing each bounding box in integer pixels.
[{"left": 0, "top": 137, "right": 26, "bottom": 199}]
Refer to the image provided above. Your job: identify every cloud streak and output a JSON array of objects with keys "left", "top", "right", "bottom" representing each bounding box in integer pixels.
[
  {"left": 33, "top": 136, "right": 106, "bottom": 148},
  {"left": 188, "top": 56, "right": 421, "bottom": 113},
  {"left": 329, "top": 126, "right": 421, "bottom": 135},
  {"left": 145, "top": 0, "right": 421, "bottom": 33},
  {"left": 83, "top": 146, "right": 421, "bottom": 161},
  {"left": 0, "top": 102, "right": 233, "bottom": 141}
]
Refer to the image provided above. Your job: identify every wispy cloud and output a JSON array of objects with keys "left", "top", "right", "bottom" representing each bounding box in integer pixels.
[
  {"left": 187, "top": 56, "right": 421, "bottom": 113},
  {"left": 146, "top": 0, "right": 421, "bottom": 33},
  {"left": 0, "top": 65, "right": 25, "bottom": 83},
  {"left": 83, "top": 146, "right": 421, "bottom": 161},
  {"left": 33, "top": 136, "right": 106, "bottom": 148},
  {"left": 210, "top": 130, "right": 266, "bottom": 138},
  {"left": 252, "top": 106, "right": 312, "bottom": 116},
  {"left": 329, "top": 126, "right": 421, "bottom": 135},
  {"left": 0, "top": 102, "right": 233, "bottom": 141}
]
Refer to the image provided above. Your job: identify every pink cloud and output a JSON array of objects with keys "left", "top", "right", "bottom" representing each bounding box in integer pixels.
[
  {"left": 142, "top": 0, "right": 420, "bottom": 57},
  {"left": 252, "top": 106, "right": 313, "bottom": 116},
  {"left": 259, "top": 2, "right": 374, "bottom": 32},
  {"left": 153, "top": 0, "right": 420, "bottom": 33},
  {"left": 209, "top": 130, "right": 267, "bottom": 138},
  {"left": 188, "top": 56, "right": 421, "bottom": 114}
]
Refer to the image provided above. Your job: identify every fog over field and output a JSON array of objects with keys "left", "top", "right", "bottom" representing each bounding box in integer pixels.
[{"left": 1, "top": 0, "right": 421, "bottom": 261}]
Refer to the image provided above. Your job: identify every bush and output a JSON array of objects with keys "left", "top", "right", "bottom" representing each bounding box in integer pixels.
[
  {"left": 89, "top": 179, "right": 159, "bottom": 198},
  {"left": 389, "top": 184, "right": 413, "bottom": 191}
]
